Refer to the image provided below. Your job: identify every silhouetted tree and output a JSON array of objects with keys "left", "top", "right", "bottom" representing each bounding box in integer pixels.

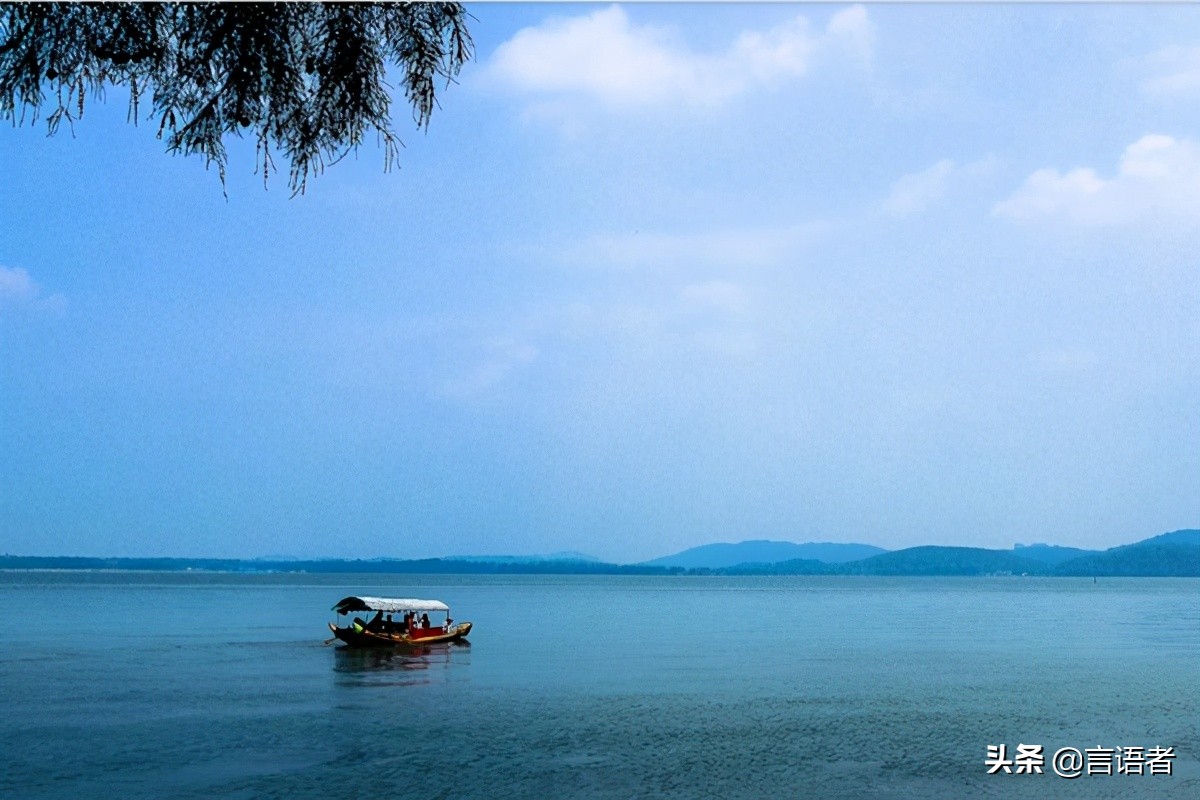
[{"left": 0, "top": 2, "right": 473, "bottom": 193}]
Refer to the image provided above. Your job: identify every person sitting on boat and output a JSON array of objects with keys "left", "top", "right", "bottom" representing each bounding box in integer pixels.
[
  {"left": 420, "top": 612, "right": 431, "bottom": 629},
  {"left": 365, "top": 611, "right": 385, "bottom": 632},
  {"left": 383, "top": 613, "right": 395, "bottom": 632}
]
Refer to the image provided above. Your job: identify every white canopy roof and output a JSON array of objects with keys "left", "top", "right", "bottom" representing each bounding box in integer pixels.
[{"left": 333, "top": 596, "right": 449, "bottom": 613}]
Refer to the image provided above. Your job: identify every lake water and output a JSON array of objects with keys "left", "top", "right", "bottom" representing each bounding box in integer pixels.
[{"left": 1, "top": 572, "right": 1196, "bottom": 799}]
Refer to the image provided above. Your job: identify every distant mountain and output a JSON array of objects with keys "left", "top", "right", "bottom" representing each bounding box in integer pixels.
[
  {"left": 4, "top": 529, "right": 1196, "bottom": 577},
  {"left": 1013, "top": 544, "right": 1098, "bottom": 565},
  {"left": 1054, "top": 544, "right": 1200, "bottom": 577},
  {"left": 839, "top": 546, "right": 1050, "bottom": 576},
  {"left": 642, "top": 540, "right": 887, "bottom": 568},
  {"left": 1128, "top": 529, "right": 1200, "bottom": 548},
  {"left": 1052, "top": 530, "right": 1200, "bottom": 577},
  {"left": 442, "top": 551, "right": 602, "bottom": 564}
]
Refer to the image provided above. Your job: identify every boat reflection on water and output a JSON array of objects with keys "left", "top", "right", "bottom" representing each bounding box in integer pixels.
[{"left": 333, "top": 640, "right": 471, "bottom": 687}]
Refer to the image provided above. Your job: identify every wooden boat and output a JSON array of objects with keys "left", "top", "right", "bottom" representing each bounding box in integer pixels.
[{"left": 328, "top": 596, "right": 472, "bottom": 648}]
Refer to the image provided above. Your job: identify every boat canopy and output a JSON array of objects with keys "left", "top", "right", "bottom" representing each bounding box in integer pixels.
[{"left": 332, "top": 596, "right": 450, "bottom": 615}]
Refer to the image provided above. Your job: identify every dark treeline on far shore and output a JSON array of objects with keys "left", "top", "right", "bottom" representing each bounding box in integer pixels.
[
  {"left": 0, "top": 555, "right": 687, "bottom": 576},
  {"left": 3, "top": 529, "right": 1198, "bottom": 577}
]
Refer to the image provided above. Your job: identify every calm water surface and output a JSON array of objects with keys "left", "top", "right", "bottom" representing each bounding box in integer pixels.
[{"left": 1, "top": 573, "right": 1196, "bottom": 798}]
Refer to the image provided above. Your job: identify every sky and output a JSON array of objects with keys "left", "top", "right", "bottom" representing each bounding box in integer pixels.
[{"left": 1, "top": 3, "right": 1198, "bottom": 562}]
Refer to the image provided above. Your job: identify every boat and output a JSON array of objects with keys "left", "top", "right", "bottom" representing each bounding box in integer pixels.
[{"left": 327, "top": 595, "right": 473, "bottom": 648}]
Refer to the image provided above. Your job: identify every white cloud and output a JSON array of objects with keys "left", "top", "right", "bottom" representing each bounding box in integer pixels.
[
  {"left": 825, "top": 5, "right": 875, "bottom": 67},
  {"left": 680, "top": 281, "right": 750, "bottom": 316},
  {"left": 486, "top": 5, "right": 873, "bottom": 109},
  {"left": 883, "top": 160, "right": 955, "bottom": 217},
  {"left": 441, "top": 336, "right": 539, "bottom": 397},
  {"left": 994, "top": 135, "right": 1200, "bottom": 225},
  {"left": 0, "top": 265, "right": 38, "bottom": 302},
  {"left": 883, "top": 156, "right": 998, "bottom": 217},
  {"left": 566, "top": 222, "right": 827, "bottom": 271},
  {"left": 1129, "top": 45, "right": 1200, "bottom": 99},
  {"left": 0, "top": 266, "right": 67, "bottom": 314},
  {"left": 1030, "top": 348, "right": 1099, "bottom": 374}
]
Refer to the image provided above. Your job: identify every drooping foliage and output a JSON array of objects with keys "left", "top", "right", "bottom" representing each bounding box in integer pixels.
[{"left": 0, "top": 2, "right": 473, "bottom": 193}]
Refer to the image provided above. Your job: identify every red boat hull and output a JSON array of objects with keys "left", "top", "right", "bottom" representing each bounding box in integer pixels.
[{"left": 328, "top": 621, "right": 472, "bottom": 648}]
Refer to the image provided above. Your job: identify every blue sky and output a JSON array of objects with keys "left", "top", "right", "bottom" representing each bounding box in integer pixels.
[{"left": 2, "top": 3, "right": 1198, "bottom": 561}]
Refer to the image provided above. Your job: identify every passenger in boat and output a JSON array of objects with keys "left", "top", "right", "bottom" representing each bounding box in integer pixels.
[
  {"left": 420, "top": 613, "right": 431, "bottom": 629},
  {"left": 352, "top": 616, "right": 366, "bottom": 634},
  {"left": 366, "top": 611, "right": 385, "bottom": 632}
]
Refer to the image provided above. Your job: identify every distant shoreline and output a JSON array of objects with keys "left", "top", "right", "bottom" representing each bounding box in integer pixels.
[
  {"left": 3, "top": 538, "right": 1198, "bottom": 578},
  {"left": 2, "top": 567, "right": 1196, "bottom": 579}
]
